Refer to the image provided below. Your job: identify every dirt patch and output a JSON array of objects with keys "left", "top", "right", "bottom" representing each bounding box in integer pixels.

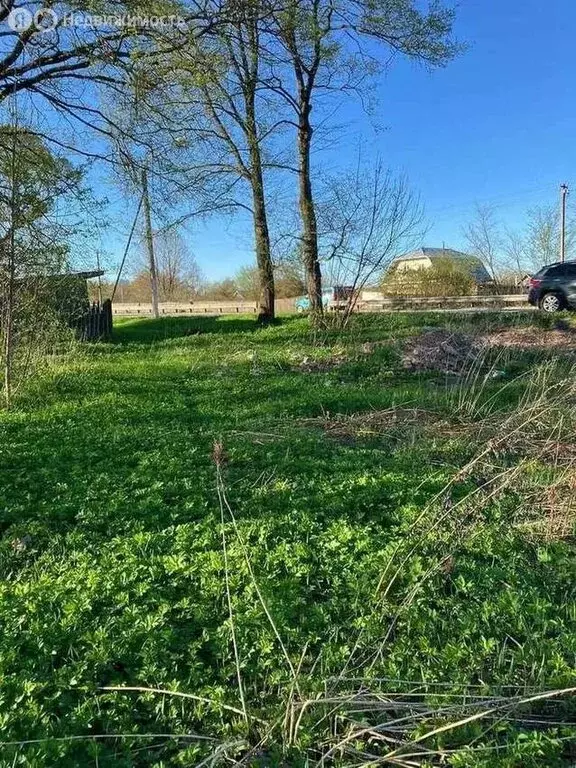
[
  {"left": 482, "top": 325, "right": 576, "bottom": 351},
  {"left": 401, "top": 330, "right": 481, "bottom": 374}
]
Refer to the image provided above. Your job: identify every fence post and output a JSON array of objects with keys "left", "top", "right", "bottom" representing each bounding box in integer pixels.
[
  {"left": 77, "top": 299, "right": 113, "bottom": 341},
  {"left": 103, "top": 299, "right": 112, "bottom": 338}
]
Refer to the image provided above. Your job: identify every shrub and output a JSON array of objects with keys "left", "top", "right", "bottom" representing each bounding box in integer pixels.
[{"left": 382, "top": 256, "right": 479, "bottom": 296}]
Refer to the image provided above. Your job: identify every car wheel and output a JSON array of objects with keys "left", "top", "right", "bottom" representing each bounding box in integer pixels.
[
  {"left": 296, "top": 305, "right": 305, "bottom": 314},
  {"left": 540, "top": 293, "right": 563, "bottom": 313}
]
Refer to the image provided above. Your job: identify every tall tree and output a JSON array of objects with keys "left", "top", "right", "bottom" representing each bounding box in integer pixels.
[
  {"left": 0, "top": 125, "right": 86, "bottom": 406},
  {"left": 262, "top": 0, "right": 460, "bottom": 316},
  {"left": 194, "top": 2, "right": 278, "bottom": 320},
  {"left": 107, "top": 1, "right": 282, "bottom": 321}
]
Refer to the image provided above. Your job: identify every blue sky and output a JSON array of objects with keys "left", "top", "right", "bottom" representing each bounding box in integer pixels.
[
  {"left": 373, "top": 0, "right": 576, "bottom": 243},
  {"left": 98, "top": 0, "right": 576, "bottom": 281}
]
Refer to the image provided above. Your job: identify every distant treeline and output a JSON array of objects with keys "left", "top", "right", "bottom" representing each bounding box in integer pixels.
[{"left": 92, "top": 263, "right": 306, "bottom": 304}]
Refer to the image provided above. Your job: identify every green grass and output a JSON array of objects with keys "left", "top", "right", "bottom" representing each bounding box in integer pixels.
[{"left": 1, "top": 311, "right": 576, "bottom": 766}]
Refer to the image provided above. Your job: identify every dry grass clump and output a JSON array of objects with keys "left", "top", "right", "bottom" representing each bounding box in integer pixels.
[
  {"left": 532, "top": 476, "right": 576, "bottom": 541},
  {"left": 291, "top": 681, "right": 576, "bottom": 767},
  {"left": 502, "top": 433, "right": 576, "bottom": 467},
  {"left": 301, "top": 409, "right": 479, "bottom": 449},
  {"left": 515, "top": 470, "right": 576, "bottom": 542},
  {"left": 402, "top": 323, "right": 576, "bottom": 380}
]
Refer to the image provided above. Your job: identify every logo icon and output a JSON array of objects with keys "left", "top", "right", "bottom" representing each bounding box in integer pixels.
[
  {"left": 34, "top": 7, "right": 58, "bottom": 31},
  {"left": 7, "top": 7, "right": 33, "bottom": 30}
]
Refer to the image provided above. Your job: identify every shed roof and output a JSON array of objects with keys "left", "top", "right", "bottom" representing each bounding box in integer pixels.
[{"left": 49, "top": 270, "right": 105, "bottom": 280}]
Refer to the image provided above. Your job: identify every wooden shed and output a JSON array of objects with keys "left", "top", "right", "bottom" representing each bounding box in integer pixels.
[{"left": 22, "top": 269, "right": 112, "bottom": 340}]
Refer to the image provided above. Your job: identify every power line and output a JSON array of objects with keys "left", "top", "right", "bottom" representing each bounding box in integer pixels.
[
  {"left": 427, "top": 184, "right": 556, "bottom": 217},
  {"left": 111, "top": 192, "right": 145, "bottom": 303},
  {"left": 141, "top": 169, "right": 160, "bottom": 319}
]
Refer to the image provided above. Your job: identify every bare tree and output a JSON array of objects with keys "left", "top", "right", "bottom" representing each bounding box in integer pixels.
[
  {"left": 463, "top": 203, "right": 505, "bottom": 285},
  {"left": 234, "top": 260, "right": 305, "bottom": 299},
  {"left": 523, "top": 205, "right": 575, "bottom": 271},
  {"left": 275, "top": 256, "right": 305, "bottom": 297},
  {"left": 234, "top": 265, "right": 260, "bottom": 299},
  {"left": 201, "top": 277, "right": 239, "bottom": 299},
  {"left": 503, "top": 228, "right": 528, "bottom": 279},
  {"left": 318, "top": 160, "right": 425, "bottom": 324},
  {"left": 468, "top": 203, "right": 576, "bottom": 283},
  {"left": 154, "top": 231, "right": 203, "bottom": 300}
]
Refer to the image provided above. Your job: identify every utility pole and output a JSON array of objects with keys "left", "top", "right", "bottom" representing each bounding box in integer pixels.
[
  {"left": 141, "top": 169, "right": 160, "bottom": 318},
  {"left": 560, "top": 183, "right": 569, "bottom": 263}
]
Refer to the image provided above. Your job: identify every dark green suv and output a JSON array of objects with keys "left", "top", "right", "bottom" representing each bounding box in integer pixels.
[{"left": 528, "top": 262, "right": 576, "bottom": 312}]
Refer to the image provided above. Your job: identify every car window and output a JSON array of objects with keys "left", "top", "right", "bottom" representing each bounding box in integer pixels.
[
  {"left": 545, "top": 264, "right": 568, "bottom": 277},
  {"left": 564, "top": 264, "right": 576, "bottom": 276}
]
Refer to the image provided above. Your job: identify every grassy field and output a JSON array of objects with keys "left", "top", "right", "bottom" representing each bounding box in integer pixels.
[{"left": 1, "top": 311, "right": 576, "bottom": 766}]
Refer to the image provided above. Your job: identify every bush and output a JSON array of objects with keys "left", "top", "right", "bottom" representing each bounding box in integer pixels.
[{"left": 382, "top": 257, "right": 479, "bottom": 296}]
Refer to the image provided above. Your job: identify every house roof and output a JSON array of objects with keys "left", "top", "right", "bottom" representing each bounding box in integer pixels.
[
  {"left": 393, "top": 247, "right": 492, "bottom": 283},
  {"left": 20, "top": 269, "right": 105, "bottom": 284},
  {"left": 397, "top": 247, "right": 473, "bottom": 262},
  {"left": 43, "top": 270, "right": 105, "bottom": 280}
]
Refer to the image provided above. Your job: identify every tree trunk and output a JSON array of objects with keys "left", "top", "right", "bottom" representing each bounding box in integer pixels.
[
  {"left": 251, "top": 173, "right": 275, "bottom": 322},
  {"left": 246, "top": 104, "right": 275, "bottom": 322},
  {"left": 297, "top": 109, "right": 323, "bottom": 316},
  {"left": 3, "top": 130, "right": 17, "bottom": 409},
  {"left": 3, "top": 280, "right": 13, "bottom": 409}
]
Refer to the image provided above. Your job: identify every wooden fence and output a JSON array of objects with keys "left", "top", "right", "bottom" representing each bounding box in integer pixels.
[
  {"left": 113, "top": 301, "right": 258, "bottom": 316},
  {"left": 112, "top": 294, "right": 529, "bottom": 317},
  {"left": 356, "top": 294, "right": 530, "bottom": 312},
  {"left": 77, "top": 299, "right": 113, "bottom": 340},
  {"left": 112, "top": 299, "right": 298, "bottom": 316}
]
